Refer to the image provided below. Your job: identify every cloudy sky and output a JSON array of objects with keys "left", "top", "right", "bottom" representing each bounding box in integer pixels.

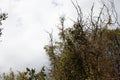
[{"left": 0, "top": 0, "right": 119, "bottom": 72}]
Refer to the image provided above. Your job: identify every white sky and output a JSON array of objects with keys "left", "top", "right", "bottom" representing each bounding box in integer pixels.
[{"left": 0, "top": 0, "right": 120, "bottom": 73}]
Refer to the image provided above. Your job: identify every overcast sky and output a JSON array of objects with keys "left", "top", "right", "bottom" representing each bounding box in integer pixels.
[{"left": 0, "top": 0, "right": 120, "bottom": 73}]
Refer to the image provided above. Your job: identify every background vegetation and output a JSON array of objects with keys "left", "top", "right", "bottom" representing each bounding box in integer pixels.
[{"left": 0, "top": 0, "right": 120, "bottom": 80}]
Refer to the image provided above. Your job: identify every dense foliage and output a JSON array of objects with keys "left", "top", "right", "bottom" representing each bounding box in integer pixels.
[{"left": 44, "top": 1, "right": 120, "bottom": 80}]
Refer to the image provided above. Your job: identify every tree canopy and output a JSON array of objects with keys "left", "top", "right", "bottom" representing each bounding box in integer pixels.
[
  {"left": 0, "top": 13, "right": 8, "bottom": 36},
  {"left": 44, "top": 1, "right": 120, "bottom": 80}
]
